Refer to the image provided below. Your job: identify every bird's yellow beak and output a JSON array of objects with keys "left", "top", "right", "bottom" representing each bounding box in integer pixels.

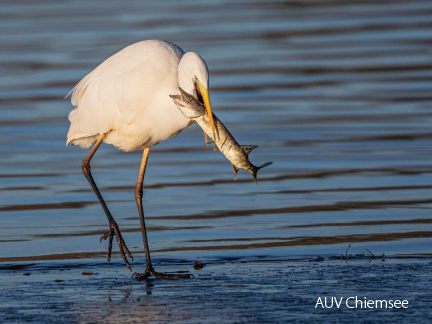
[{"left": 197, "top": 81, "right": 217, "bottom": 139}]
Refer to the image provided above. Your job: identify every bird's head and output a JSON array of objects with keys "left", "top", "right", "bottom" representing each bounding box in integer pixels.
[{"left": 178, "top": 52, "right": 216, "bottom": 137}]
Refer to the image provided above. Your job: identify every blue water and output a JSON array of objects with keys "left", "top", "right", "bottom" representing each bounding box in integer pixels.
[
  {"left": 1, "top": 1, "right": 432, "bottom": 322},
  {"left": 1, "top": 0, "right": 431, "bottom": 276}
]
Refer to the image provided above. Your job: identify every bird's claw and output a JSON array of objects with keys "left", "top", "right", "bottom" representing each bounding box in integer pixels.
[
  {"left": 133, "top": 268, "right": 193, "bottom": 281},
  {"left": 100, "top": 221, "right": 133, "bottom": 270},
  {"left": 99, "top": 231, "right": 111, "bottom": 243},
  {"left": 132, "top": 272, "right": 151, "bottom": 280}
]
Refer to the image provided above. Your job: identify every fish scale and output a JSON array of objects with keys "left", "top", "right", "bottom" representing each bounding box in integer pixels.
[{"left": 170, "top": 87, "right": 272, "bottom": 183}]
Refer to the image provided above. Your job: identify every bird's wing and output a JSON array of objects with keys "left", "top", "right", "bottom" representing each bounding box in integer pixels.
[
  {"left": 66, "top": 54, "right": 143, "bottom": 144},
  {"left": 66, "top": 50, "right": 140, "bottom": 105},
  {"left": 66, "top": 41, "right": 183, "bottom": 148},
  {"left": 67, "top": 40, "right": 180, "bottom": 106}
]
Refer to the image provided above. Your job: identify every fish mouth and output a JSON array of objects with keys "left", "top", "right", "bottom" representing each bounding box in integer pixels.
[{"left": 194, "top": 82, "right": 204, "bottom": 105}]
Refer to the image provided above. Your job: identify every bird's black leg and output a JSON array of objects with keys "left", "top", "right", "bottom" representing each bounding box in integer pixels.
[
  {"left": 82, "top": 134, "right": 133, "bottom": 269},
  {"left": 133, "top": 147, "right": 192, "bottom": 280}
]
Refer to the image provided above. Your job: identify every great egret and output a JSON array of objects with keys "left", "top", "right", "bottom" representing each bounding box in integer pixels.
[{"left": 66, "top": 40, "right": 217, "bottom": 280}]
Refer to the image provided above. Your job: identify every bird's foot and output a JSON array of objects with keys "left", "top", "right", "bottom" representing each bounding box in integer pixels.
[
  {"left": 100, "top": 220, "right": 133, "bottom": 270},
  {"left": 133, "top": 267, "right": 193, "bottom": 280}
]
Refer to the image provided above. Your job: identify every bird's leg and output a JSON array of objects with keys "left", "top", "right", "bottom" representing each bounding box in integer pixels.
[
  {"left": 82, "top": 134, "right": 133, "bottom": 270},
  {"left": 134, "top": 147, "right": 153, "bottom": 272},
  {"left": 133, "top": 148, "right": 192, "bottom": 281}
]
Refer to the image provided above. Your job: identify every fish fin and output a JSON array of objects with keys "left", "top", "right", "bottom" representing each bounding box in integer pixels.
[
  {"left": 241, "top": 145, "right": 258, "bottom": 156},
  {"left": 205, "top": 140, "right": 215, "bottom": 146},
  {"left": 251, "top": 161, "right": 273, "bottom": 184},
  {"left": 204, "top": 132, "right": 209, "bottom": 145},
  {"left": 204, "top": 133, "right": 215, "bottom": 146},
  {"left": 231, "top": 164, "right": 239, "bottom": 181},
  {"left": 204, "top": 139, "right": 218, "bottom": 150}
]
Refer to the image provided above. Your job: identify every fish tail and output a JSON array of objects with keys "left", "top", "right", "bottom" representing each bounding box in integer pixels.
[{"left": 251, "top": 161, "right": 273, "bottom": 184}]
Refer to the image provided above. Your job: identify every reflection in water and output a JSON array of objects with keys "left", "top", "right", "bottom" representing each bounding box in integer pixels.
[{"left": 0, "top": 0, "right": 431, "bottom": 266}]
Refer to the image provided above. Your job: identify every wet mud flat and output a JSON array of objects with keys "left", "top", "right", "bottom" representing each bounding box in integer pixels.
[{"left": 1, "top": 256, "right": 431, "bottom": 323}]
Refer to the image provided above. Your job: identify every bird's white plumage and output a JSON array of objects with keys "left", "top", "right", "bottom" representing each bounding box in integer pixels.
[{"left": 66, "top": 40, "right": 209, "bottom": 151}]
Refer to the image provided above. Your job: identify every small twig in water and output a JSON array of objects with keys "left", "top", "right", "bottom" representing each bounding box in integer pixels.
[
  {"left": 345, "top": 243, "right": 352, "bottom": 262},
  {"left": 365, "top": 248, "right": 375, "bottom": 259}
]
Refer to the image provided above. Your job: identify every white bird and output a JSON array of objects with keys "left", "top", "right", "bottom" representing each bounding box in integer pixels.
[{"left": 66, "top": 40, "right": 217, "bottom": 280}]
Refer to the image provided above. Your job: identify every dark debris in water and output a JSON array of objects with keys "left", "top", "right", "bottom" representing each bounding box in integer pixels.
[{"left": 193, "top": 261, "right": 205, "bottom": 270}]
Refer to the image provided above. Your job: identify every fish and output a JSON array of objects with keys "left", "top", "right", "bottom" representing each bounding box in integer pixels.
[{"left": 170, "top": 87, "right": 272, "bottom": 183}]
